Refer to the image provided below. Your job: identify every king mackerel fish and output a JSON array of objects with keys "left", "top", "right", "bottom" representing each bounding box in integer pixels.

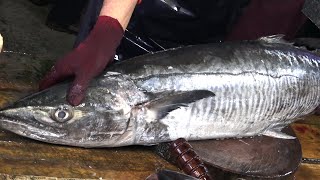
[{"left": 0, "top": 35, "right": 319, "bottom": 148}]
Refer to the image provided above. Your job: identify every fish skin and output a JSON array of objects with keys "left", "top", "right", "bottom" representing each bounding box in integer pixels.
[{"left": 0, "top": 36, "right": 320, "bottom": 148}]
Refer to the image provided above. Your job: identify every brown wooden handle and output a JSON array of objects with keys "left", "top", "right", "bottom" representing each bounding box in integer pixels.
[{"left": 170, "top": 138, "right": 213, "bottom": 180}]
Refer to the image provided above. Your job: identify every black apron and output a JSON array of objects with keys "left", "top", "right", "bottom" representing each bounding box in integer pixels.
[{"left": 75, "top": 0, "right": 249, "bottom": 61}]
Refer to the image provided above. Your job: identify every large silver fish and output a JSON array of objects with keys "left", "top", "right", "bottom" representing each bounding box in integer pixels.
[{"left": 0, "top": 35, "right": 319, "bottom": 148}]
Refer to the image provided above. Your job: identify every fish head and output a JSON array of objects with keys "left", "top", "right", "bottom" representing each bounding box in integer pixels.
[{"left": 0, "top": 82, "right": 136, "bottom": 147}]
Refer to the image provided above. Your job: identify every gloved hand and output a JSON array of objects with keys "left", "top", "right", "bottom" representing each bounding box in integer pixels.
[{"left": 39, "top": 16, "right": 124, "bottom": 106}]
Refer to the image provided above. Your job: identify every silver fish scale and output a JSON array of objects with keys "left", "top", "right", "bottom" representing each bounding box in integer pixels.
[
  {"left": 112, "top": 42, "right": 320, "bottom": 90},
  {"left": 123, "top": 42, "right": 320, "bottom": 142},
  {"left": 154, "top": 75, "right": 316, "bottom": 139}
]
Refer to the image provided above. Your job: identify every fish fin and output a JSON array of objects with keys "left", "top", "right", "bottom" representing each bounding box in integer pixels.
[
  {"left": 258, "top": 34, "right": 293, "bottom": 45},
  {"left": 262, "top": 129, "right": 296, "bottom": 139},
  {"left": 257, "top": 35, "right": 318, "bottom": 53},
  {"left": 145, "top": 90, "right": 215, "bottom": 121}
]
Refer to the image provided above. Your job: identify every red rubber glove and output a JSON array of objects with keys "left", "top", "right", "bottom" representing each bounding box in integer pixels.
[{"left": 39, "top": 16, "right": 124, "bottom": 106}]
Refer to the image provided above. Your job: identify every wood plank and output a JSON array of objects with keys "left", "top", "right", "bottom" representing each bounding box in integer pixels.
[
  {"left": 293, "top": 117, "right": 320, "bottom": 180},
  {"left": 295, "top": 164, "right": 320, "bottom": 180},
  {"left": 292, "top": 118, "right": 320, "bottom": 159},
  {"left": 0, "top": 130, "right": 178, "bottom": 180},
  {"left": 292, "top": 124, "right": 320, "bottom": 159}
]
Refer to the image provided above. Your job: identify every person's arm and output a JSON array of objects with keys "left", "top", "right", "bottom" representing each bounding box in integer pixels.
[
  {"left": 39, "top": 0, "right": 140, "bottom": 106},
  {"left": 100, "top": 0, "right": 138, "bottom": 29}
]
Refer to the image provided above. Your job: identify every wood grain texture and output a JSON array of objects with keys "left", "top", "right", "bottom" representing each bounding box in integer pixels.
[
  {"left": 294, "top": 164, "right": 320, "bottom": 180},
  {"left": 292, "top": 121, "right": 320, "bottom": 159},
  {"left": 0, "top": 129, "right": 178, "bottom": 180},
  {"left": 293, "top": 117, "right": 320, "bottom": 180}
]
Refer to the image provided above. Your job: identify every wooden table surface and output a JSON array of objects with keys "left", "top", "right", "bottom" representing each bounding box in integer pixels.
[
  {"left": 0, "top": 129, "right": 178, "bottom": 179},
  {"left": 292, "top": 117, "right": 320, "bottom": 180}
]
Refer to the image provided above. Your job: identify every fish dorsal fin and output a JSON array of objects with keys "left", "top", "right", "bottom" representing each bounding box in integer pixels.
[
  {"left": 258, "top": 34, "right": 293, "bottom": 45},
  {"left": 257, "top": 35, "right": 317, "bottom": 53},
  {"left": 144, "top": 90, "right": 215, "bottom": 121}
]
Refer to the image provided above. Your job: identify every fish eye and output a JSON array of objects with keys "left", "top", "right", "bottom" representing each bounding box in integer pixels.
[{"left": 52, "top": 105, "right": 74, "bottom": 123}]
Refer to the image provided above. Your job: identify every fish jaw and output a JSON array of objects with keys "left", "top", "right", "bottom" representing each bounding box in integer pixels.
[
  {"left": 0, "top": 107, "right": 67, "bottom": 142},
  {"left": 0, "top": 105, "right": 137, "bottom": 147},
  {"left": 0, "top": 101, "right": 133, "bottom": 148}
]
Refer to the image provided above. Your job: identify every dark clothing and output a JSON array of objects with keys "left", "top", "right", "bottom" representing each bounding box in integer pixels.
[
  {"left": 127, "top": 0, "right": 249, "bottom": 60},
  {"left": 132, "top": 0, "right": 249, "bottom": 45},
  {"left": 109, "top": 0, "right": 247, "bottom": 60},
  {"left": 75, "top": 0, "right": 307, "bottom": 61},
  {"left": 46, "top": 0, "right": 87, "bottom": 33},
  {"left": 226, "top": 0, "right": 307, "bottom": 40}
]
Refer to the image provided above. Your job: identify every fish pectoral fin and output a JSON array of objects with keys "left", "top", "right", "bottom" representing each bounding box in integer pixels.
[
  {"left": 145, "top": 90, "right": 215, "bottom": 121},
  {"left": 262, "top": 129, "right": 296, "bottom": 139}
]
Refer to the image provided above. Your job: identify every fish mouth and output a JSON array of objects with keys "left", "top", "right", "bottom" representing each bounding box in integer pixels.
[
  {"left": 0, "top": 112, "right": 136, "bottom": 148},
  {"left": 0, "top": 114, "right": 65, "bottom": 142}
]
